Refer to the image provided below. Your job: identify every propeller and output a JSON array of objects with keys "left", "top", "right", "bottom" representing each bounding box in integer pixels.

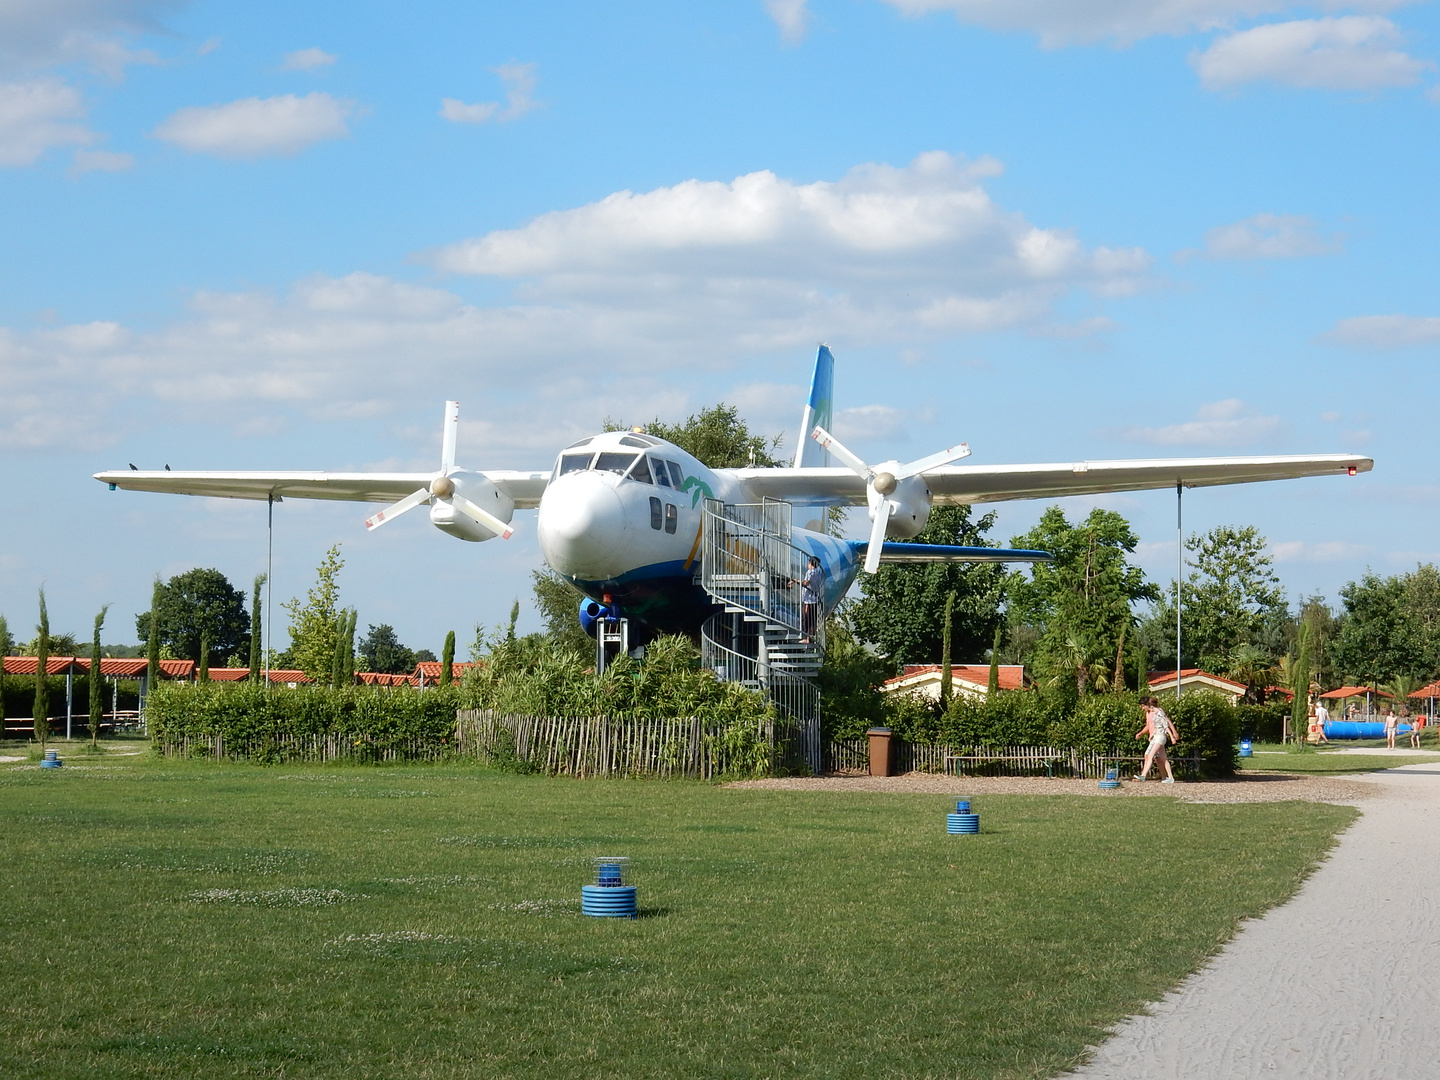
[
  {"left": 810, "top": 425, "right": 971, "bottom": 574},
  {"left": 363, "top": 401, "right": 514, "bottom": 539}
]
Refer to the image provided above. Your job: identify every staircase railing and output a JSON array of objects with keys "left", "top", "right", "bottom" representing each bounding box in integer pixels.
[{"left": 700, "top": 499, "right": 810, "bottom": 632}]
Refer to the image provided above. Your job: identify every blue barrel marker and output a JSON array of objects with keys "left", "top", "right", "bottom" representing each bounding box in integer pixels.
[
  {"left": 947, "top": 801, "right": 980, "bottom": 834},
  {"left": 1238, "top": 740, "right": 1253, "bottom": 758},
  {"left": 582, "top": 856, "right": 637, "bottom": 918},
  {"left": 40, "top": 749, "right": 62, "bottom": 770},
  {"left": 1099, "top": 767, "right": 1121, "bottom": 790}
]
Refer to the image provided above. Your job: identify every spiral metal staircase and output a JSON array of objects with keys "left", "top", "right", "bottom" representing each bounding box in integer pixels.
[{"left": 698, "top": 498, "right": 822, "bottom": 773}]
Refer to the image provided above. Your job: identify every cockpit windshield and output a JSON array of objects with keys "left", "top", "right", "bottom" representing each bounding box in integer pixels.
[
  {"left": 594, "top": 452, "right": 638, "bottom": 475},
  {"left": 557, "top": 453, "right": 591, "bottom": 476}
]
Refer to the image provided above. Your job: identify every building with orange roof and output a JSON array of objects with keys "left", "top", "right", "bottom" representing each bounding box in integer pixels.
[
  {"left": 882, "top": 663, "right": 1025, "bottom": 703},
  {"left": 1147, "top": 669, "right": 1247, "bottom": 704}
]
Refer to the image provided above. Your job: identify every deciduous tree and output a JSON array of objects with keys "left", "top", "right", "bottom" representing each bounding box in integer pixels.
[
  {"left": 136, "top": 568, "right": 249, "bottom": 668},
  {"left": 531, "top": 569, "right": 595, "bottom": 658},
  {"left": 1180, "top": 526, "right": 1286, "bottom": 672},
  {"left": 612, "top": 403, "right": 782, "bottom": 468},
  {"left": 851, "top": 506, "right": 1006, "bottom": 665},
  {"left": 358, "top": 624, "right": 417, "bottom": 674},
  {"left": 1008, "top": 507, "right": 1156, "bottom": 695},
  {"left": 282, "top": 545, "right": 345, "bottom": 680}
]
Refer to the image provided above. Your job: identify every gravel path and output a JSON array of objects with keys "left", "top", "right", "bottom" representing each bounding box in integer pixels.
[
  {"left": 728, "top": 771, "right": 1374, "bottom": 804},
  {"left": 1062, "top": 761, "right": 1440, "bottom": 1079}
]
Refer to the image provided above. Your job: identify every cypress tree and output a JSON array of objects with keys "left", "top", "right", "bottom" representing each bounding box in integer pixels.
[
  {"left": 343, "top": 609, "right": 357, "bottom": 686},
  {"left": 987, "top": 621, "right": 1002, "bottom": 698},
  {"left": 248, "top": 573, "right": 265, "bottom": 682},
  {"left": 145, "top": 578, "right": 161, "bottom": 706},
  {"left": 1134, "top": 644, "right": 1149, "bottom": 696},
  {"left": 331, "top": 611, "right": 347, "bottom": 689},
  {"left": 33, "top": 588, "right": 49, "bottom": 747},
  {"left": 1290, "top": 621, "right": 1312, "bottom": 750},
  {"left": 89, "top": 605, "right": 109, "bottom": 748},
  {"left": 441, "top": 630, "right": 456, "bottom": 687},
  {"left": 939, "top": 593, "right": 954, "bottom": 710},
  {"left": 198, "top": 630, "right": 210, "bottom": 683}
]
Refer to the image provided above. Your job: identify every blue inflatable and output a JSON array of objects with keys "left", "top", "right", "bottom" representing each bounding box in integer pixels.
[{"left": 1324, "top": 721, "right": 1412, "bottom": 740}]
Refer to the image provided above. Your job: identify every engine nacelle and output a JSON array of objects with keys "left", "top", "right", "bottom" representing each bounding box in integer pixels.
[
  {"left": 578, "top": 597, "right": 619, "bottom": 637},
  {"left": 868, "top": 471, "right": 932, "bottom": 538},
  {"left": 429, "top": 470, "right": 514, "bottom": 542}
]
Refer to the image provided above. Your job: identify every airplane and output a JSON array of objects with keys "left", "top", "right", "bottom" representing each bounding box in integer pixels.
[{"left": 95, "top": 347, "right": 1373, "bottom": 645}]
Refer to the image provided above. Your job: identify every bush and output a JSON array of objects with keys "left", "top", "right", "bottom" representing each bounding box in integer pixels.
[
  {"left": 1169, "top": 691, "right": 1241, "bottom": 777},
  {"left": 941, "top": 690, "right": 1056, "bottom": 748},
  {"left": 146, "top": 682, "right": 463, "bottom": 758},
  {"left": 1236, "top": 702, "right": 1287, "bottom": 743},
  {"left": 1049, "top": 693, "right": 1143, "bottom": 755}
]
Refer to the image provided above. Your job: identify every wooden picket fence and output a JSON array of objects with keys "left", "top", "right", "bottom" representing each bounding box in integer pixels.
[
  {"left": 159, "top": 732, "right": 450, "bottom": 763},
  {"left": 454, "top": 710, "right": 770, "bottom": 779},
  {"left": 824, "top": 740, "right": 1206, "bottom": 780}
]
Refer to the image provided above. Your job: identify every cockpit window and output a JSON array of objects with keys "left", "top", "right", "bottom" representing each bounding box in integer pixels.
[
  {"left": 557, "top": 453, "right": 592, "bottom": 476},
  {"left": 651, "top": 457, "right": 671, "bottom": 487},
  {"left": 565, "top": 437, "right": 593, "bottom": 449},
  {"left": 594, "top": 452, "right": 638, "bottom": 475},
  {"left": 628, "top": 456, "right": 653, "bottom": 484},
  {"left": 667, "top": 461, "right": 685, "bottom": 489},
  {"left": 619, "top": 435, "right": 654, "bottom": 448}
]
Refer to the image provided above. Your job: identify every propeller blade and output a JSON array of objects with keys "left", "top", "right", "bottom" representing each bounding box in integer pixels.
[
  {"left": 895, "top": 442, "right": 971, "bottom": 480},
  {"left": 449, "top": 493, "right": 515, "bottom": 540},
  {"left": 810, "top": 425, "right": 871, "bottom": 480},
  {"left": 863, "top": 500, "right": 892, "bottom": 574},
  {"left": 364, "top": 486, "right": 431, "bottom": 531},
  {"left": 441, "top": 400, "right": 460, "bottom": 473}
]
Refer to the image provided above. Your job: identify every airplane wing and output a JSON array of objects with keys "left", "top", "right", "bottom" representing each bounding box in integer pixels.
[
  {"left": 734, "top": 453, "right": 1372, "bottom": 506},
  {"left": 93, "top": 470, "right": 552, "bottom": 509},
  {"left": 866, "top": 543, "right": 1054, "bottom": 564}
]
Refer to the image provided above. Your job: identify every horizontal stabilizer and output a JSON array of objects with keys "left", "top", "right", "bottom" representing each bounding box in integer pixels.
[{"left": 855, "top": 542, "right": 1054, "bottom": 564}]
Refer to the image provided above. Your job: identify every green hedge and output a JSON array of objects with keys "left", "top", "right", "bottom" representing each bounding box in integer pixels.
[
  {"left": 147, "top": 682, "right": 464, "bottom": 760},
  {"left": 856, "top": 687, "right": 1242, "bottom": 777}
]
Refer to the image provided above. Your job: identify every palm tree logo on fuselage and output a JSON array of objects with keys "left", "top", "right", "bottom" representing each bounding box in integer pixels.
[{"left": 679, "top": 475, "right": 713, "bottom": 508}]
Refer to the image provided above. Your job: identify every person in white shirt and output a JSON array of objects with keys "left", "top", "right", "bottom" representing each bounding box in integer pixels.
[
  {"left": 1134, "top": 696, "right": 1179, "bottom": 783},
  {"left": 1313, "top": 700, "right": 1331, "bottom": 745}
]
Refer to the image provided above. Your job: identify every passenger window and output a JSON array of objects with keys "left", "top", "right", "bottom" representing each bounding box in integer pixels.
[
  {"left": 594, "top": 452, "right": 637, "bottom": 475},
  {"left": 649, "top": 497, "right": 662, "bottom": 530},
  {"left": 558, "top": 453, "right": 591, "bottom": 476},
  {"left": 629, "top": 456, "right": 653, "bottom": 484},
  {"left": 665, "top": 503, "right": 678, "bottom": 534},
  {"left": 651, "top": 457, "right": 671, "bottom": 487},
  {"left": 667, "top": 461, "right": 685, "bottom": 489}
]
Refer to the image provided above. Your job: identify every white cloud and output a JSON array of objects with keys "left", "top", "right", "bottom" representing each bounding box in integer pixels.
[
  {"left": 68, "top": 147, "right": 133, "bottom": 175},
  {"left": 876, "top": 0, "right": 1416, "bottom": 48},
  {"left": 1323, "top": 314, "right": 1440, "bottom": 348},
  {"left": 152, "top": 92, "right": 354, "bottom": 158},
  {"left": 0, "top": 78, "right": 94, "bottom": 166},
  {"left": 428, "top": 151, "right": 1149, "bottom": 346},
  {"left": 1270, "top": 539, "right": 1370, "bottom": 561},
  {"left": 1320, "top": 410, "right": 1340, "bottom": 422},
  {"left": 282, "top": 47, "right": 337, "bottom": 71},
  {"left": 440, "top": 62, "right": 538, "bottom": 124},
  {"left": 834, "top": 404, "right": 908, "bottom": 442},
  {"left": 1120, "top": 399, "right": 1288, "bottom": 447},
  {"left": 1201, "top": 212, "right": 1341, "bottom": 258},
  {"left": 764, "top": 0, "right": 811, "bottom": 43},
  {"left": 0, "top": 0, "right": 172, "bottom": 76},
  {"left": 0, "top": 155, "right": 1152, "bottom": 452},
  {"left": 1192, "top": 16, "right": 1429, "bottom": 89}
]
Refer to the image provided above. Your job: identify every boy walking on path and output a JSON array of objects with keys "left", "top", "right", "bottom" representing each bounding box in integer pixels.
[{"left": 1134, "top": 696, "right": 1178, "bottom": 784}]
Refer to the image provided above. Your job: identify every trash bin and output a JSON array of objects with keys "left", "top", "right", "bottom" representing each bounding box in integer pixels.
[{"left": 866, "top": 727, "right": 892, "bottom": 777}]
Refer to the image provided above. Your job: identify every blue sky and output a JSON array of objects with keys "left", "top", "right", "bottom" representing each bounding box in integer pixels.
[{"left": 3, "top": 0, "right": 1438, "bottom": 656}]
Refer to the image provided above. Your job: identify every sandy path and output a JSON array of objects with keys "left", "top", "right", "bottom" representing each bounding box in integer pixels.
[{"left": 1065, "top": 761, "right": 1440, "bottom": 1080}]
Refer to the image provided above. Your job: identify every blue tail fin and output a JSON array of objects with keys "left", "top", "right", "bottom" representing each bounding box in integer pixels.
[{"left": 792, "top": 345, "right": 834, "bottom": 469}]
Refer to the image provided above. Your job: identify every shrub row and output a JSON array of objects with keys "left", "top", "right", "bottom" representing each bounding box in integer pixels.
[{"left": 865, "top": 689, "right": 1240, "bottom": 777}]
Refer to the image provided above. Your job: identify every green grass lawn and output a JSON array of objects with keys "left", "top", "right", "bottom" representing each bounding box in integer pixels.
[
  {"left": 1238, "top": 744, "right": 1440, "bottom": 775},
  {"left": 0, "top": 751, "right": 1356, "bottom": 1080}
]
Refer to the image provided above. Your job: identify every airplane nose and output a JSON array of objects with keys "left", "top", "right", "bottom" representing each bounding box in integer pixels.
[{"left": 538, "top": 473, "right": 626, "bottom": 577}]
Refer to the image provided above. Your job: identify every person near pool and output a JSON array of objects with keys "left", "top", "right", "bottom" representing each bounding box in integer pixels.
[
  {"left": 1410, "top": 708, "right": 1425, "bottom": 748},
  {"left": 1313, "top": 699, "right": 1331, "bottom": 745},
  {"left": 1134, "top": 696, "right": 1178, "bottom": 783},
  {"left": 1384, "top": 706, "right": 1399, "bottom": 749},
  {"left": 796, "top": 556, "right": 824, "bottom": 644}
]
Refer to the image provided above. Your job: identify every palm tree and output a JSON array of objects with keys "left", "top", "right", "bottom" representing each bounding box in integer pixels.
[{"left": 1225, "top": 643, "right": 1274, "bottom": 704}]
